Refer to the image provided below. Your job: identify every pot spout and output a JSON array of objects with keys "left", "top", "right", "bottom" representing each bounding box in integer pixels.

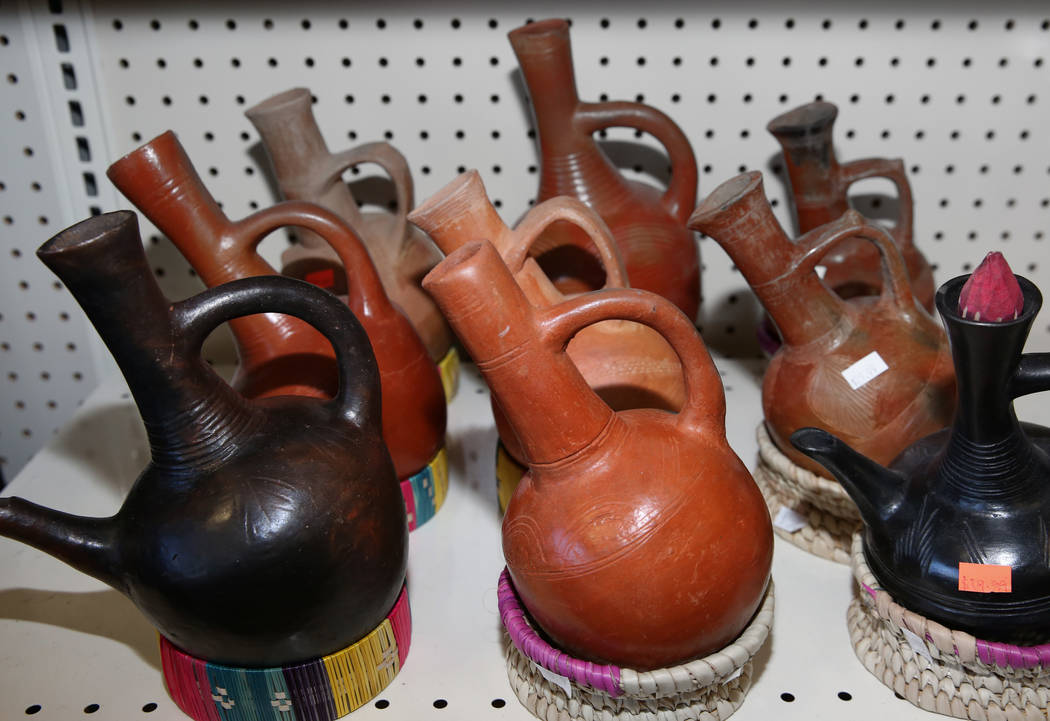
[
  {"left": 0, "top": 497, "right": 121, "bottom": 591},
  {"left": 790, "top": 427, "right": 905, "bottom": 528}
]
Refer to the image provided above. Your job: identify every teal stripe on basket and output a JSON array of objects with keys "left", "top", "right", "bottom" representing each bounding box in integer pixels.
[
  {"left": 203, "top": 664, "right": 296, "bottom": 721},
  {"left": 410, "top": 464, "right": 436, "bottom": 527},
  {"left": 264, "top": 671, "right": 298, "bottom": 720}
]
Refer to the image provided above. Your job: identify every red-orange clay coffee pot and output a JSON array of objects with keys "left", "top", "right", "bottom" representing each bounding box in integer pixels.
[
  {"left": 245, "top": 87, "right": 453, "bottom": 365},
  {"left": 409, "top": 170, "right": 684, "bottom": 463},
  {"left": 689, "top": 172, "right": 955, "bottom": 477},
  {"left": 423, "top": 240, "right": 772, "bottom": 670},
  {"left": 509, "top": 18, "right": 700, "bottom": 320},
  {"left": 107, "top": 131, "right": 445, "bottom": 482},
  {"left": 768, "top": 101, "right": 935, "bottom": 309}
]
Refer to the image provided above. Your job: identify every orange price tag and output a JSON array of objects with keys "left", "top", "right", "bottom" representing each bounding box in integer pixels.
[
  {"left": 304, "top": 268, "right": 336, "bottom": 289},
  {"left": 958, "top": 562, "right": 1012, "bottom": 593}
]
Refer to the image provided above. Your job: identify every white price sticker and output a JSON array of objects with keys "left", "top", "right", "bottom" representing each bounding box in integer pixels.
[
  {"left": 901, "top": 627, "right": 933, "bottom": 665},
  {"left": 722, "top": 665, "right": 744, "bottom": 685},
  {"left": 773, "top": 506, "right": 808, "bottom": 533},
  {"left": 534, "top": 661, "right": 573, "bottom": 698},
  {"left": 815, "top": 265, "right": 828, "bottom": 279},
  {"left": 841, "top": 351, "right": 889, "bottom": 390}
]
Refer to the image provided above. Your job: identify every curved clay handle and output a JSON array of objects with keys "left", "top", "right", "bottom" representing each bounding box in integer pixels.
[
  {"left": 575, "top": 101, "right": 699, "bottom": 223},
  {"left": 326, "top": 143, "right": 414, "bottom": 247},
  {"left": 795, "top": 210, "right": 918, "bottom": 316},
  {"left": 838, "top": 158, "right": 914, "bottom": 246},
  {"left": 505, "top": 196, "right": 628, "bottom": 288},
  {"left": 171, "top": 276, "right": 381, "bottom": 430},
  {"left": 229, "top": 202, "right": 392, "bottom": 317},
  {"left": 537, "top": 288, "right": 724, "bottom": 436}
]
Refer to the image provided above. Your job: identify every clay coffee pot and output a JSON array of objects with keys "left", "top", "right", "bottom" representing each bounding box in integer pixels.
[
  {"left": 768, "top": 101, "right": 935, "bottom": 309},
  {"left": 245, "top": 87, "right": 454, "bottom": 366},
  {"left": 793, "top": 254, "right": 1050, "bottom": 643},
  {"left": 0, "top": 211, "right": 407, "bottom": 666},
  {"left": 423, "top": 240, "right": 772, "bottom": 670},
  {"left": 107, "top": 131, "right": 446, "bottom": 483},
  {"left": 689, "top": 172, "right": 955, "bottom": 477},
  {"left": 509, "top": 18, "right": 700, "bottom": 319},
  {"left": 409, "top": 170, "right": 685, "bottom": 464}
]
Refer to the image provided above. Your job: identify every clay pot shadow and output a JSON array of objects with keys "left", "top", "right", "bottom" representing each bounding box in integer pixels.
[
  {"left": 0, "top": 587, "right": 161, "bottom": 670},
  {"left": 446, "top": 422, "right": 502, "bottom": 515}
]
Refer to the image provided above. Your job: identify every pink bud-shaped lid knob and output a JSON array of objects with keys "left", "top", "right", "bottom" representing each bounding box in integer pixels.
[{"left": 958, "top": 252, "right": 1024, "bottom": 322}]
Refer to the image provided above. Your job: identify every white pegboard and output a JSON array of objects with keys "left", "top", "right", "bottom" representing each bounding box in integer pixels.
[{"left": 1, "top": 2, "right": 1049, "bottom": 477}]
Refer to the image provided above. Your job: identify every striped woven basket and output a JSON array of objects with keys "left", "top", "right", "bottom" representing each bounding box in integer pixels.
[
  {"left": 848, "top": 533, "right": 1050, "bottom": 720},
  {"left": 753, "top": 422, "right": 860, "bottom": 564},
  {"left": 161, "top": 585, "right": 411, "bottom": 721},
  {"left": 401, "top": 445, "right": 449, "bottom": 531},
  {"left": 499, "top": 568, "right": 774, "bottom": 721}
]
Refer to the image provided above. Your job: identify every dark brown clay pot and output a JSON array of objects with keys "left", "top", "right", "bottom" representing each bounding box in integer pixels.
[
  {"left": 423, "top": 240, "right": 772, "bottom": 670},
  {"left": 245, "top": 87, "right": 453, "bottom": 364},
  {"left": 509, "top": 18, "right": 700, "bottom": 320},
  {"left": 107, "top": 131, "right": 445, "bottom": 482},
  {"left": 0, "top": 211, "right": 407, "bottom": 666},
  {"left": 689, "top": 172, "right": 956, "bottom": 478},
  {"left": 768, "top": 101, "right": 935, "bottom": 309},
  {"left": 409, "top": 170, "right": 685, "bottom": 464}
]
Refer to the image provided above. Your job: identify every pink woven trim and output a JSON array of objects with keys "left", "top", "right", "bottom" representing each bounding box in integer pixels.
[
  {"left": 864, "top": 580, "right": 1050, "bottom": 669},
  {"left": 497, "top": 568, "right": 621, "bottom": 697},
  {"left": 976, "top": 640, "right": 1050, "bottom": 669},
  {"left": 389, "top": 585, "right": 412, "bottom": 668}
]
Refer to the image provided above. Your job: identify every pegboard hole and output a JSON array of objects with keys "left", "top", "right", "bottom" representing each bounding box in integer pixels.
[
  {"left": 83, "top": 704, "right": 99, "bottom": 714},
  {"left": 375, "top": 699, "right": 390, "bottom": 709},
  {"left": 142, "top": 703, "right": 157, "bottom": 713},
  {"left": 433, "top": 699, "right": 448, "bottom": 709},
  {"left": 838, "top": 691, "right": 853, "bottom": 701},
  {"left": 491, "top": 699, "right": 506, "bottom": 708},
  {"left": 781, "top": 692, "right": 796, "bottom": 702}
]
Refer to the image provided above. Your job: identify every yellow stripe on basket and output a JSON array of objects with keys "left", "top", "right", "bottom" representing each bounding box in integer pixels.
[
  {"left": 432, "top": 446, "right": 449, "bottom": 512},
  {"left": 438, "top": 346, "right": 461, "bottom": 401},
  {"left": 323, "top": 618, "right": 400, "bottom": 714}
]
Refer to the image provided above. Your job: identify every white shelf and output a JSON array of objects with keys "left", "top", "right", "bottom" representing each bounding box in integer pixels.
[{"left": 8, "top": 356, "right": 1047, "bottom": 720}]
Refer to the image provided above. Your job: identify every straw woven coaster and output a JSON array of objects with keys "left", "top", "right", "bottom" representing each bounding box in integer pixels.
[
  {"left": 501, "top": 572, "right": 774, "bottom": 721},
  {"left": 847, "top": 533, "right": 1050, "bottom": 720},
  {"left": 754, "top": 422, "right": 860, "bottom": 564}
]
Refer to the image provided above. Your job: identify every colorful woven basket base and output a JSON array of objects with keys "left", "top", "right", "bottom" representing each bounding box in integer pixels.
[
  {"left": 754, "top": 422, "right": 859, "bottom": 564},
  {"left": 848, "top": 533, "right": 1050, "bottom": 720},
  {"left": 496, "top": 440, "right": 526, "bottom": 513},
  {"left": 161, "top": 585, "right": 411, "bottom": 721},
  {"left": 506, "top": 642, "right": 753, "bottom": 721},
  {"left": 499, "top": 568, "right": 774, "bottom": 721},
  {"left": 437, "top": 345, "right": 461, "bottom": 402},
  {"left": 400, "top": 445, "right": 449, "bottom": 531}
]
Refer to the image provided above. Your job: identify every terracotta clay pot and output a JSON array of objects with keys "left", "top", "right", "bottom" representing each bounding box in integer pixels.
[
  {"left": 509, "top": 18, "right": 700, "bottom": 320},
  {"left": 245, "top": 87, "right": 453, "bottom": 364},
  {"left": 409, "top": 170, "right": 684, "bottom": 463},
  {"left": 0, "top": 210, "right": 407, "bottom": 666},
  {"left": 107, "top": 131, "right": 445, "bottom": 482},
  {"left": 423, "top": 240, "right": 772, "bottom": 670},
  {"left": 689, "top": 172, "right": 955, "bottom": 478},
  {"left": 768, "top": 101, "right": 935, "bottom": 309},
  {"left": 794, "top": 272, "right": 1050, "bottom": 644}
]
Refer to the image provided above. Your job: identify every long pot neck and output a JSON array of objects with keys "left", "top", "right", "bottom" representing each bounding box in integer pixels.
[
  {"left": 246, "top": 89, "right": 364, "bottom": 233},
  {"left": 424, "top": 241, "right": 612, "bottom": 465},
  {"left": 37, "top": 213, "right": 255, "bottom": 469},
  {"left": 690, "top": 173, "right": 842, "bottom": 347},
  {"left": 768, "top": 102, "right": 845, "bottom": 231}
]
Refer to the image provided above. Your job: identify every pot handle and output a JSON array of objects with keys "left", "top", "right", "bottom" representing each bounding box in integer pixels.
[
  {"left": 838, "top": 157, "right": 914, "bottom": 247},
  {"left": 504, "top": 196, "right": 628, "bottom": 288},
  {"left": 1011, "top": 354, "right": 1050, "bottom": 398},
  {"left": 325, "top": 142, "right": 414, "bottom": 248},
  {"left": 575, "top": 101, "right": 699, "bottom": 223},
  {"left": 794, "top": 209, "right": 918, "bottom": 316},
  {"left": 537, "top": 288, "right": 724, "bottom": 436},
  {"left": 229, "top": 201, "right": 393, "bottom": 317},
  {"left": 171, "top": 275, "right": 381, "bottom": 429}
]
